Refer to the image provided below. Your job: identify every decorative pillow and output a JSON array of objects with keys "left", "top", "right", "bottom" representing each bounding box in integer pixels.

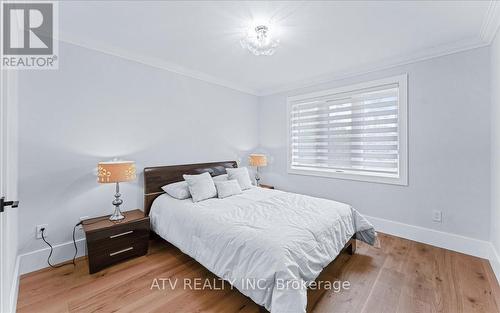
[
  {"left": 183, "top": 172, "right": 217, "bottom": 202},
  {"left": 215, "top": 180, "right": 242, "bottom": 199},
  {"left": 226, "top": 167, "right": 253, "bottom": 190},
  {"left": 213, "top": 174, "right": 228, "bottom": 182},
  {"left": 161, "top": 181, "right": 191, "bottom": 200}
]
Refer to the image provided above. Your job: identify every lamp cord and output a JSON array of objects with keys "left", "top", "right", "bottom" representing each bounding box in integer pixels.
[
  {"left": 41, "top": 222, "right": 81, "bottom": 268},
  {"left": 41, "top": 217, "right": 110, "bottom": 269}
]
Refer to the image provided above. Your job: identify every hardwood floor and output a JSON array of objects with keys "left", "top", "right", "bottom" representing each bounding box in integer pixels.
[{"left": 17, "top": 233, "right": 500, "bottom": 313}]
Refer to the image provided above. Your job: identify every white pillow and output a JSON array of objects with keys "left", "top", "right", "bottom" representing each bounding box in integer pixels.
[
  {"left": 183, "top": 172, "right": 217, "bottom": 202},
  {"left": 226, "top": 167, "right": 253, "bottom": 190},
  {"left": 213, "top": 174, "right": 228, "bottom": 182},
  {"left": 161, "top": 181, "right": 191, "bottom": 200},
  {"left": 215, "top": 179, "right": 242, "bottom": 199}
]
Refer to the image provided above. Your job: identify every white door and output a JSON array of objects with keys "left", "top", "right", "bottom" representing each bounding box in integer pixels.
[{"left": 0, "top": 70, "right": 19, "bottom": 313}]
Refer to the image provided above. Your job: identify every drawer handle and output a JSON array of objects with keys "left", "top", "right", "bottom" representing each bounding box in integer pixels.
[
  {"left": 109, "top": 247, "right": 133, "bottom": 256},
  {"left": 109, "top": 230, "right": 134, "bottom": 239}
]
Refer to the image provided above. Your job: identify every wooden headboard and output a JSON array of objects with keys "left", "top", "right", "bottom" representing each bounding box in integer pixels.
[{"left": 143, "top": 161, "right": 238, "bottom": 216}]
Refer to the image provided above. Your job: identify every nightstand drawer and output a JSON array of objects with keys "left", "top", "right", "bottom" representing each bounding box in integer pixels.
[
  {"left": 88, "top": 239, "right": 148, "bottom": 274},
  {"left": 85, "top": 219, "right": 149, "bottom": 243},
  {"left": 87, "top": 232, "right": 149, "bottom": 256}
]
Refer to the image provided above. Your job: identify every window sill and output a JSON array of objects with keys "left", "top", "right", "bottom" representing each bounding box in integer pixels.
[{"left": 288, "top": 167, "right": 408, "bottom": 186}]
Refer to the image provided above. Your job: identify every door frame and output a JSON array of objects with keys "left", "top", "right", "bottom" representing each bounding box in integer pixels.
[{"left": 0, "top": 69, "right": 19, "bottom": 313}]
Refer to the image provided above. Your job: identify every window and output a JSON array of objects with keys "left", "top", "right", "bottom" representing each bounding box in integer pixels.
[{"left": 287, "top": 74, "right": 408, "bottom": 185}]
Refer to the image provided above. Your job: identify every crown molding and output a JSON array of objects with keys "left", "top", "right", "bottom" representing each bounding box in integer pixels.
[
  {"left": 58, "top": 0, "right": 499, "bottom": 98},
  {"left": 261, "top": 0, "right": 498, "bottom": 97},
  {"left": 480, "top": 0, "right": 500, "bottom": 44},
  {"left": 63, "top": 32, "right": 488, "bottom": 98},
  {"left": 58, "top": 34, "right": 260, "bottom": 96},
  {"left": 256, "top": 36, "right": 488, "bottom": 96}
]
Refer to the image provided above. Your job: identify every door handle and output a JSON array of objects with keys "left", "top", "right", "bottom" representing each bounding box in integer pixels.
[{"left": 0, "top": 197, "right": 19, "bottom": 213}]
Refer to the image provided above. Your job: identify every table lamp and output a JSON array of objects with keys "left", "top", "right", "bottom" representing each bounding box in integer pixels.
[
  {"left": 97, "top": 161, "right": 136, "bottom": 221},
  {"left": 249, "top": 154, "right": 267, "bottom": 186}
]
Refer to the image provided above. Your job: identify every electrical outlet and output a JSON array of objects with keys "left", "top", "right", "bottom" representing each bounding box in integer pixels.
[
  {"left": 36, "top": 224, "right": 48, "bottom": 239},
  {"left": 432, "top": 210, "right": 442, "bottom": 223},
  {"left": 78, "top": 216, "right": 89, "bottom": 230}
]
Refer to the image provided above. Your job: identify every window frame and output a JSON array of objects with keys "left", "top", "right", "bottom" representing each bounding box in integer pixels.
[{"left": 287, "top": 74, "right": 408, "bottom": 186}]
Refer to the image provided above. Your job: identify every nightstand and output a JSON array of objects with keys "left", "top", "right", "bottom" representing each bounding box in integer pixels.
[
  {"left": 259, "top": 184, "right": 275, "bottom": 189},
  {"left": 82, "top": 209, "right": 150, "bottom": 274}
]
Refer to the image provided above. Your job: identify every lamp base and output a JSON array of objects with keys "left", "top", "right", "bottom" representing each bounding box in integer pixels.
[
  {"left": 109, "top": 182, "right": 125, "bottom": 221},
  {"left": 109, "top": 207, "right": 125, "bottom": 221},
  {"left": 255, "top": 167, "right": 261, "bottom": 187}
]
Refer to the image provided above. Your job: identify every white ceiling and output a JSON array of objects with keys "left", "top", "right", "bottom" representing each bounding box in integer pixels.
[{"left": 59, "top": 1, "right": 500, "bottom": 95}]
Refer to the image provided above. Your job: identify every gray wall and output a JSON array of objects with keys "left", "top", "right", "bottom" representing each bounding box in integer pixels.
[
  {"left": 258, "top": 47, "right": 491, "bottom": 240},
  {"left": 16, "top": 42, "right": 492, "bottom": 258},
  {"left": 17, "top": 42, "right": 260, "bottom": 255},
  {"left": 491, "top": 30, "right": 500, "bottom": 253}
]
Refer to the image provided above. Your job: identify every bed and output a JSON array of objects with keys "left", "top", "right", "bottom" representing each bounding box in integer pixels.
[{"left": 144, "top": 161, "right": 377, "bottom": 313}]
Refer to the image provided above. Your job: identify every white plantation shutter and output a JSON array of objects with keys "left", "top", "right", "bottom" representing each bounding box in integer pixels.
[{"left": 288, "top": 75, "right": 408, "bottom": 185}]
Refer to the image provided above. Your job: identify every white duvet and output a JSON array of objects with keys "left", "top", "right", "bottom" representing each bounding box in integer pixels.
[{"left": 150, "top": 187, "right": 376, "bottom": 313}]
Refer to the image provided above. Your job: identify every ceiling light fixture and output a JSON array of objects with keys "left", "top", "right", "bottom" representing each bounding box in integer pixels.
[{"left": 240, "top": 25, "right": 279, "bottom": 56}]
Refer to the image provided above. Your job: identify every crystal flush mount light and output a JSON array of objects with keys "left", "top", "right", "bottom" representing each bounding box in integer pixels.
[{"left": 240, "top": 25, "right": 279, "bottom": 56}]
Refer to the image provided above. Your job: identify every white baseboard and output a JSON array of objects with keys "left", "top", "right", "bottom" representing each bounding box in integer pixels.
[
  {"left": 366, "top": 215, "right": 500, "bottom": 283},
  {"left": 489, "top": 244, "right": 500, "bottom": 284},
  {"left": 366, "top": 215, "right": 492, "bottom": 258},
  {"left": 19, "top": 238, "right": 86, "bottom": 275},
  {"left": 6, "top": 256, "right": 20, "bottom": 313}
]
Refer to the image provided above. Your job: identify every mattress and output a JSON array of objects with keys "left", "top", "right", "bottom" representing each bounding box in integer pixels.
[{"left": 150, "top": 187, "right": 377, "bottom": 313}]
